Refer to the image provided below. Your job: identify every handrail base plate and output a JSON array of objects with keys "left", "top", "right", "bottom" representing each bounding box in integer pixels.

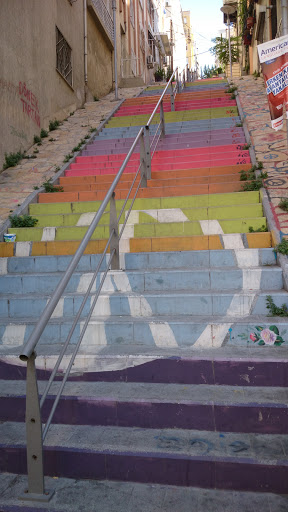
[{"left": 19, "top": 489, "right": 55, "bottom": 503}]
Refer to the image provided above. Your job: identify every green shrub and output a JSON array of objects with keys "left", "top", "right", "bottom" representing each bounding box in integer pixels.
[
  {"left": 9, "top": 214, "right": 38, "bottom": 228},
  {"left": 275, "top": 238, "right": 288, "bottom": 255},
  {"left": 40, "top": 129, "right": 48, "bottom": 138},
  {"left": 266, "top": 295, "right": 288, "bottom": 316},
  {"left": 3, "top": 151, "right": 25, "bottom": 170},
  {"left": 42, "top": 178, "right": 63, "bottom": 193},
  {"left": 278, "top": 198, "right": 288, "bottom": 212},
  {"left": 49, "top": 119, "right": 60, "bottom": 131},
  {"left": 33, "top": 135, "right": 41, "bottom": 144}
]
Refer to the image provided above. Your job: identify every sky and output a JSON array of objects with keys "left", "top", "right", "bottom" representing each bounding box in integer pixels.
[{"left": 180, "top": 0, "right": 226, "bottom": 70}]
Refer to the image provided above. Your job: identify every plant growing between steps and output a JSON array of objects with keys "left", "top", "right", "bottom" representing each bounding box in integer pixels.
[
  {"left": 9, "top": 214, "right": 38, "bottom": 228},
  {"left": 249, "top": 225, "right": 267, "bottom": 233},
  {"left": 40, "top": 128, "right": 48, "bottom": 138},
  {"left": 49, "top": 119, "right": 61, "bottom": 131},
  {"left": 42, "top": 178, "right": 63, "bottom": 193},
  {"left": 266, "top": 295, "right": 288, "bottom": 317},
  {"left": 240, "top": 163, "right": 267, "bottom": 191},
  {"left": 63, "top": 153, "right": 73, "bottom": 163},
  {"left": 274, "top": 237, "right": 288, "bottom": 255}
]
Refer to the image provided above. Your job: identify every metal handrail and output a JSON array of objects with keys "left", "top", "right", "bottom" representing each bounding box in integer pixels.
[{"left": 19, "top": 67, "right": 180, "bottom": 501}]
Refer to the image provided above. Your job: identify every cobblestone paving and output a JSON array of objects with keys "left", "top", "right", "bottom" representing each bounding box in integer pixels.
[
  {"left": 0, "top": 87, "right": 144, "bottom": 229},
  {"left": 235, "top": 76, "right": 288, "bottom": 237}
]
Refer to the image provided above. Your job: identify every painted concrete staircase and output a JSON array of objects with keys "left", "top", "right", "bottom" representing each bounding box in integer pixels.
[{"left": 0, "top": 78, "right": 288, "bottom": 506}]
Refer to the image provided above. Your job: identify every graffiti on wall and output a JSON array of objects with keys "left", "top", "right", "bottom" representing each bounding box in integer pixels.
[
  {"left": 0, "top": 78, "right": 19, "bottom": 100},
  {"left": 0, "top": 78, "right": 41, "bottom": 128},
  {"left": 19, "top": 82, "right": 40, "bottom": 127}
]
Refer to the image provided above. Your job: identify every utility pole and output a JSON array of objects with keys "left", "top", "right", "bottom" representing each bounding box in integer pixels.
[
  {"left": 112, "top": 0, "right": 119, "bottom": 101},
  {"left": 170, "top": 19, "right": 173, "bottom": 70},
  {"left": 220, "top": 5, "right": 236, "bottom": 81}
]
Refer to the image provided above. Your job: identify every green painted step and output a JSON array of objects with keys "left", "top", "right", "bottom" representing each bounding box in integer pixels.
[
  {"left": 29, "top": 191, "right": 261, "bottom": 216},
  {"left": 8, "top": 217, "right": 267, "bottom": 242},
  {"left": 30, "top": 204, "right": 264, "bottom": 228},
  {"left": 106, "top": 107, "right": 239, "bottom": 128},
  {"left": 134, "top": 218, "right": 267, "bottom": 238}
]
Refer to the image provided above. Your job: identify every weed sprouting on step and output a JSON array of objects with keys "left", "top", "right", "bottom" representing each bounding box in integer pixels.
[
  {"left": 266, "top": 295, "right": 288, "bottom": 317},
  {"left": 242, "top": 143, "right": 251, "bottom": 150},
  {"left": 9, "top": 214, "right": 38, "bottom": 228},
  {"left": 235, "top": 122, "right": 243, "bottom": 127},
  {"left": 42, "top": 178, "right": 63, "bottom": 193},
  {"left": 278, "top": 198, "right": 288, "bottom": 212},
  {"left": 63, "top": 153, "right": 73, "bottom": 163},
  {"left": 240, "top": 163, "right": 266, "bottom": 191},
  {"left": 3, "top": 150, "right": 25, "bottom": 170},
  {"left": 249, "top": 225, "right": 268, "bottom": 233},
  {"left": 275, "top": 237, "right": 288, "bottom": 255},
  {"left": 33, "top": 135, "right": 41, "bottom": 144},
  {"left": 40, "top": 129, "right": 48, "bottom": 138},
  {"left": 225, "top": 85, "right": 238, "bottom": 94},
  {"left": 49, "top": 119, "right": 60, "bottom": 131}
]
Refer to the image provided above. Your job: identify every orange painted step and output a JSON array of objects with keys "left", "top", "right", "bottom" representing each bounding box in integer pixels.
[
  {"left": 60, "top": 173, "right": 244, "bottom": 193},
  {"left": 38, "top": 181, "right": 248, "bottom": 204},
  {"left": 59, "top": 164, "right": 251, "bottom": 187}
]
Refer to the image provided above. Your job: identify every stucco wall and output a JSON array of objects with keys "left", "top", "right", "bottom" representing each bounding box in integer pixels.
[
  {"left": 87, "top": 10, "right": 113, "bottom": 98},
  {"left": 0, "top": 0, "right": 85, "bottom": 170}
]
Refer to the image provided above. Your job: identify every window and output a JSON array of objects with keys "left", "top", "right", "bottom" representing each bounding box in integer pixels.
[{"left": 56, "top": 27, "right": 73, "bottom": 87}]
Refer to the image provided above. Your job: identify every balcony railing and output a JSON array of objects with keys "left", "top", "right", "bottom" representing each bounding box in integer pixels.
[{"left": 88, "top": 0, "right": 114, "bottom": 47}]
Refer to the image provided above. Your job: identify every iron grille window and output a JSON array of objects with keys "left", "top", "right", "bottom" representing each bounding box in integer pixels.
[{"left": 56, "top": 27, "right": 73, "bottom": 87}]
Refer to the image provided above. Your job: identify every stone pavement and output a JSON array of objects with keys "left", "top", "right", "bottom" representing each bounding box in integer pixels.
[
  {"left": 235, "top": 76, "right": 288, "bottom": 239},
  {"left": 0, "top": 87, "right": 144, "bottom": 229}
]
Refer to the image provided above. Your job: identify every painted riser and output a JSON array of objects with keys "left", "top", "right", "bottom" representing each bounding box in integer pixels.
[
  {"left": 28, "top": 191, "right": 262, "bottom": 214},
  {"left": 8, "top": 216, "right": 268, "bottom": 241},
  {"left": 0, "top": 291, "right": 286, "bottom": 319},
  {"left": 26, "top": 205, "right": 264, "bottom": 227},
  {"left": 0, "top": 268, "right": 283, "bottom": 295},
  {"left": 1, "top": 395, "right": 287, "bottom": 434},
  {"left": 1, "top": 318, "right": 288, "bottom": 348},
  {"left": 1, "top": 249, "right": 276, "bottom": 274},
  {"left": 1, "top": 357, "right": 288, "bottom": 387},
  {"left": 1, "top": 442, "right": 287, "bottom": 493}
]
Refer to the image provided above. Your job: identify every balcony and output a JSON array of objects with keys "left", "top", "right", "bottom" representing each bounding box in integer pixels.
[{"left": 88, "top": 0, "right": 114, "bottom": 49}]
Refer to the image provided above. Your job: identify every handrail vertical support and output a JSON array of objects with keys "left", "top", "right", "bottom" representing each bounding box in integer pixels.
[
  {"left": 160, "top": 100, "right": 165, "bottom": 138},
  {"left": 140, "top": 126, "right": 151, "bottom": 186},
  {"left": 109, "top": 192, "right": 119, "bottom": 270},
  {"left": 20, "top": 352, "right": 54, "bottom": 502},
  {"left": 170, "top": 82, "right": 175, "bottom": 111},
  {"left": 176, "top": 69, "right": 180, "bottom": 93}
]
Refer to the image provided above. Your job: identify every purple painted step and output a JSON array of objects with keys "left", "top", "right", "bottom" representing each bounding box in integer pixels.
[
  {"left": 1, "top": 443, "right": 287, "bottom": 493},
  {"left": 1, "top": 391, "right": 287, "bottom": 434},
  {"left": 82, "top": 138, "right": 246, "bottom": 156},
  {"left": 1, "top": 358, "right": 288, "bottom": 386}
]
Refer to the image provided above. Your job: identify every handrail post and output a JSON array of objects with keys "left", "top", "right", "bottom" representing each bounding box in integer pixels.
[
  {"left": 176, "top": 69, "right": 180, "bottom": 93},
  {"left": 140, "top": 126, "right": 151, "bottom": 187},
  {"left": 170, "top": 81, "right": 175, "bottom": 111},
  {"left": 109, "top": 192, "right": 119, "bottom": 270},
  {"left": 21, "top": 353, "right": 53, "bottom": 502},
  {"left": 160, "top": 100, "right": 165, "bottom": 138}
]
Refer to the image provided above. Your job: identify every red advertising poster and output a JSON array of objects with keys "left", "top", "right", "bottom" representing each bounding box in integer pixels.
[{"left": 258, "top": 35, "right": 288, "bottom": 130}]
